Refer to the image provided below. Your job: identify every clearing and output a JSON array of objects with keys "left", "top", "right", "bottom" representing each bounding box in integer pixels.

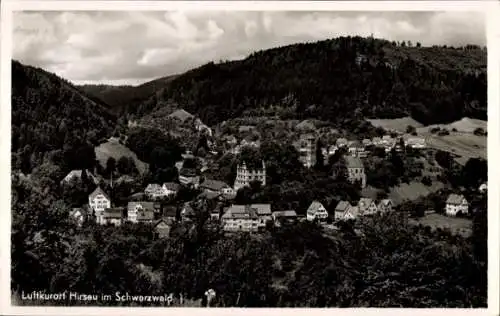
[
  {"left": 409, "top": 213, "right": 472, "bottom": 237},
  {"left": 367, "top": 116, "right": 423, "bottom": 133},
  {"left": 389, "top": 181, "right": 444, "bottom": 205},
  {"left": 424, "top": 134, "right": 486, "bottom": 160},
  {"left": 417, "top": 117, "right": 487, "bottom": 134},
  {"left": 95, "top": 139, "right": 148, "bottom": 174}
]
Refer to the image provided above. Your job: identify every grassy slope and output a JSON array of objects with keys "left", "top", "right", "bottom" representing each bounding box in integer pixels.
[{"left": 95, "top": 140, "right": 148, "bottom": 174}]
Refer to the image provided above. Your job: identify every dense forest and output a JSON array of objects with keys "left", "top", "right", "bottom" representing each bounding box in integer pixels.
[
  {"left": 82, "top": 36, "right": 487, "bottom": 127},
  {"left": 11, "top": 61, "right": 116, "bottom": 174},
  {"left": 79, "top": 75, "right": 178, "bottom": 115}
]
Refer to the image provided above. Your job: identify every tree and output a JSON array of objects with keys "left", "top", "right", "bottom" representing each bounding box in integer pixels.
[{"left": 106, "top": 157, "right": 116, "bottom": 175}]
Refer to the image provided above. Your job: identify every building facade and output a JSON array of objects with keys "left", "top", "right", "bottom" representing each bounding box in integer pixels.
[
  {"left": 233, "top": 161, "right": 266, "bottom": 191},
  {"left": 445, "top": 194, "right": 469, "bottom": 216},
  {"left": 89, "top": 187, "right": 111, "bottom": 224},
  {"left": 297, "top": 134, "right": 316, "bottom": 168},
  {"left": 345, "top": 156, "right": 367, "bottom": 188}
]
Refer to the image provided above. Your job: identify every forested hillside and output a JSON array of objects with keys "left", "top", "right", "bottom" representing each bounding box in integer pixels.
[
  {"left": 11, "top": 60, "right": 116, "bottom": 174},
  {"left": 79, "top": 75, "right": 178, "bottom": 115},
  {"left": 111, "top": 36, "right": 485, "bottom": 126}
]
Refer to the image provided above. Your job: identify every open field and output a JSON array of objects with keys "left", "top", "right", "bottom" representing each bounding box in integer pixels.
[
  {"left": 95, "top": 139, "right": 148, "bottom": 174},
  {"left": 417, "top": 117, "right": 487, "bottom": 134},
  {"left": 409, "top": 213, "right": 472, "bottom": 237},
  {"left": 367, "top": 116, "right": 423, "bottom": 133},
  {"left": 424, "top": 134, "right": 486, "bottom": 160},
  {"left": 389, "top": 181, "right": 444, "bottom": 205}
]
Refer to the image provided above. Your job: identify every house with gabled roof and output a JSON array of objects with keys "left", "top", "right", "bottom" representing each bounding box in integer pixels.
[
  {"left": 162, "top": 182, "right": 180, "bottom": 197},
  {"left": 154, "top": 219, "right": 172, "bottom": 238},
  {"left": 200, "top": 179, "right": 235, "bottom": 196},
  {"left": 127, "top": 201, "right": 156, "bottom": 223},
  {"left": 306, "top": 201, "right": 328, "bottom": 222},
  {"left": 145, "top": 184, "right": 167, "bottom": 199},
  {"left": 334, "top": 201, "right": 352, "bottom": 221},
  {"left": 378, "top": 199, "right": 393, "bottom": 213},
  {"left": 221, "top": 204, "right": 259, "bottom": 232},
  {"left": 343, "top": 206, "right": 360, "bottom": 220},
  {"left": 445, "top": 194, "right": 469, "bottom": 216},
  {"left": 89, "top": 186, "right": 111, "bottom": 224},
  {"left": 358, "top": 198, "right": 378, "bottom": 216}
]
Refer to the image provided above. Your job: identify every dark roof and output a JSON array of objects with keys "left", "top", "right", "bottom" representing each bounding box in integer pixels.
[
  {"left": 200, "top": 179, "right": 230, "bottom": 191},
  {"left": 163, "top": 206, "right": 178, "bottom": 217},
  {"left": 127, "top": 201, "right": 155, "bottom": 214},
  {"left": 248, "top": 204, "right": 272, "bottom": 215},
  {"left": 272, "top": 210, "right": 297, "bottom": 218},
  {"left": 103, "top": 207, "right": 124, "bottom": 219},
  {"left": 180, "top": 168, "right": 197, "bottom": 177},
  {"left": 89, "top": 186, "right": 110, "bottom": 201},
  {"left": 198, "top": 191, "right": 222, "bottom": 200},
  {"left": 446, "top": 194, "right": 467, "bottom": 205}
]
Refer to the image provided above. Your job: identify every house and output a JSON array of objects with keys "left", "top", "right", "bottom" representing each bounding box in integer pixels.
[
  {"left": 200, "top": 179, "right": 235, "bottom": 196},
  {"left": 404, "top": 136, "right": 426, "bottom": 149},
  {"left": 179, "top": 168, "right": 200, "bottom": 188},
  {"left": 154, "top": 219, "right": 172, "bottom": 238},
  {"left": 445, "top": 194, "right": 469, "bottom": 216},
  {"left": 479, "top": 183, "right": 487, "bottom": 194},
  {"left": 163, "top": 206, "right": 178, "bottom": 222},
  {"left": 144, "top": 184, "right": 166, "bottom": 199},
  {"left": 336, "top": 138, "right": 348, "bottom": 148},
  {"left": 88, "top": 186, "right": 111, "bottom": 224},
  {"left": 61, "top": 169, "right": 99, "bottom": 185},
  {"left": 348, "top": 141, "right": 366, "bottom": 158},
  {"left": 251, "top": 204, "right": 273, "bottom": 228},
  {"left": 345, "top": 156, "right": 367, "bottom": 188},
  {"left": 296, "top": 134, "right": 316, "bottom": 168},
  {"left": 162, "top": 182, "right": 180, "bottom": 197},
  {"left": 181, "top": 202, "right": 196, "bottom": 222},
  {"left": 233, "top": 161, "right": 266, "bottom": 191},
  {"left": 372, "top": 137, "right": 383, "bottom": 146},
  {"left": 137, "top": 208, "right": 155, "bottom": 224},
  {"left": 221, "top": 205, "right": 259, "bottom": 232},
  {"left": 272, "top": 210, "right": 298, "bottom": 226},
  {"left": 358, "top": 198, "right": 378, "bottom": 216},
  {"left": 362, "top": 139, "right": 372, "bottom": 147},
  {"left": 102, "top": 207, "right": 125, "bottom": 226},
  {"left": 377, "top": 199, "right": 393, "bottom": 213},
  {"left": 334, "top": 201, "right": 352, "bottom": 221},
  {"left": 210, "top": 206, "right": 222, "bottom": 221},
  {"left": 69, "top": 207, "right": 88, "bottom": 226},
  {"left": 343, "top": 206, "right": 360, "bottom": 220},
  {"left": 127, "top": 201, "right": 155, "bottom": 223},
  {"left": 306, "top": 201, "right": 328, "bottom": 222}
]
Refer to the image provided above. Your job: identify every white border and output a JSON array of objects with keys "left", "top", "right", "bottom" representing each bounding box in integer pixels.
[{"left": 1, "top": 1, "right": 499, "bottom": 316}]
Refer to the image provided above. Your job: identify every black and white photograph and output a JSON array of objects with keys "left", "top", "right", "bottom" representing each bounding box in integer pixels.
[{"left": 1, "top": 0, "right": 498, "bottom": 313}]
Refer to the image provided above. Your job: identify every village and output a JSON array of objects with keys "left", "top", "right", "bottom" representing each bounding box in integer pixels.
[{"left": 63, "top": 109, "right": 485, "bottom": 239}]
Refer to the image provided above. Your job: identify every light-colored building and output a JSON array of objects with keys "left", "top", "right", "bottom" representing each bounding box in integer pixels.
[
  {"left": 127, "top": 201, "right": 155, "bottom": 223},
  {"left": 296, "top": 134, "right": 316, "bottom": 168},
  {"left": 233, "top": 161, "right": 266, "bottom": 191},
  {"left": 102, "top": 207, "right": 124, "bottom": 226},
  {"left": 221, "top": 204, "right": 273, "bottom": 232},
  {"left": 445, "top": 194, "right": 469, "bottom": 216},
  {"left": 377, "top": 199, "right": 393, "bottom": 213},
  {"left": 306, "top": 201, "right": 328, "bottom": 222},
  {"left": 343, "top": 206, "right": 360, "bottom": 220},
  {"left": 334, "top": 201, "right": 352, "bottom": 221},
  {"left": 336, "top": 138, "right": 348, "bottom": 148},
  {"left": 145, "top": 184, "right": 166, "bottom": 199},
  {"left": 404, "top": 136, "right": 426, "bottom": 149},
  {"left": 154, "top": 219, "right": 172, "bottom": 238},
  {"left": 358, "top": 198, "right": 378, "bottom": 216},
  {"left": 200, "top": 179, "right": 235, "bottom": 196},
  {"left": 345, "top": 156, "right": 366, "bottom": 188},
  {"left": 89, "top": 187, "right": 111, "bottom": 224},
  {"left": 162, "top": 182, "right": 180, "bottom": 197},
  {"left": 62, "top": 169, "right": 99, "bottom": 185}
]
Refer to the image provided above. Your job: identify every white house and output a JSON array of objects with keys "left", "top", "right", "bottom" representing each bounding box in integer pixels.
[
  {"left": 358, "top": 198, "right": 378, "bottom": 216},
  {"left": 306, "top": 201, "right": 328, "bottom": 222},
  {"left": 445, "top": 194, "right": 469, "bottom": 216},
  {"left": 127, "top": 201, "right": 155, "bottom": 223},
  {"left": 145, "top": 184, "right": 167, "bottom": 199},
  {"left": 377, "top": 199, "right": 393, "bottom": 213},
  {"left": 162, "top": 182, "right": 180, "bottom": 197},
  {"left": 89, "top": 187, "right": 111, "bottom": 224}
]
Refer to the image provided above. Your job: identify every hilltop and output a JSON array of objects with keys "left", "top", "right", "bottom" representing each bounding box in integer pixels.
[
  {"left": 81, "top": 36, "right": 486, "bottom": 128},
  {"left": 11, "top": 60, "right": 116, "bottom": 173}
]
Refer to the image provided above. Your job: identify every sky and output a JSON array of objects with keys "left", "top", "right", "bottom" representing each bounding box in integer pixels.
[{"left": 13, "top": 11, "right": 486, "bottom": 86}]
